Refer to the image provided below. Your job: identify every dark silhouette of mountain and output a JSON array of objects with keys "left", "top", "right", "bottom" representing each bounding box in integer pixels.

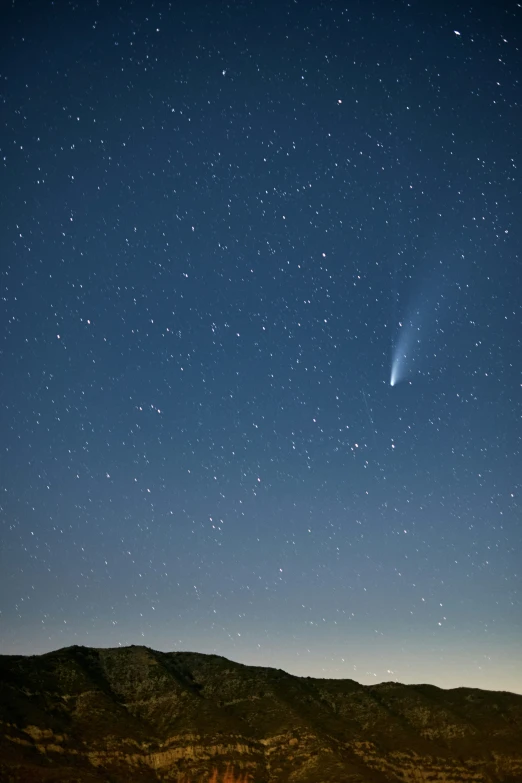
[{"left": 1, "top": 645, "right": 521, "bottom": 782}]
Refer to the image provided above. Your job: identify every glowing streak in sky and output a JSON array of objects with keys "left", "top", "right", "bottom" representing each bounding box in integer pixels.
[
  {"left": 390, "top": 259, "right": 456, "bottom": 388},
  {"left": 390, "top": 314, "right": 421, "bottom": 387}
]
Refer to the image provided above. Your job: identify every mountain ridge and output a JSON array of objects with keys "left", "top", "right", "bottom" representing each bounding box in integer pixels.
[{"left": 1, "top": 644, "right": 521, "bottom": 782}]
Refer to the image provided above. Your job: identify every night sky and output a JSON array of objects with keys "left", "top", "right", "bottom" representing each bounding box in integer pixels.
[{"left": 1, "top": 0, "right": 521, "bottom": 695}]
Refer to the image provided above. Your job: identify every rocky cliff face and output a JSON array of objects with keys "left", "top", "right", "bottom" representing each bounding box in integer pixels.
[{"left": 1, "top": 645, "right": 521, "bottom": 782}]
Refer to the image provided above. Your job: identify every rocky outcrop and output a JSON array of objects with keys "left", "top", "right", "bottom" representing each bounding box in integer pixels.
[{"left": 0, "top": 645, "right": 521, "bottom": 782}]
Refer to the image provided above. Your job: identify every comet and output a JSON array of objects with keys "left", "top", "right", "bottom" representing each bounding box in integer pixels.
[{"left": 390, "top": 312, "right": 421, "bottom": 387}]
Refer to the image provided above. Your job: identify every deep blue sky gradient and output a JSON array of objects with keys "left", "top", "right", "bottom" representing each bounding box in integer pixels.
[{"left": 1, "top": 0, "right": 521, "bottom": 693}]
